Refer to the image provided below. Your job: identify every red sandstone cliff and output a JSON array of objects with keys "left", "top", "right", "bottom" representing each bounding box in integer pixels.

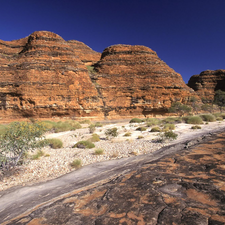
[
  {"left": 0, "top": 32, "right": 199, "bottom": 120},
  {"left": 188, "top": 69, "right": 225, "bottom": 102},
  {"left": 0, "top": 31, "right": 104, "bottom": 119},
  {"left": 92, "top": 45, "right": 198, "bottom": 118}
]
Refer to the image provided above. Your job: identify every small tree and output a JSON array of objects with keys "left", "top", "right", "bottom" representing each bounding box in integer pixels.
[
  {"left": 214, "top": 90, "right": 225, "bottom": 112},
  {"left": 169, "top": 102, "right": 192, "bottom": 116},
  {"left": 105, "top": 128, "right": 118, "bottom": 139},
  {"left": 0, "top": 121, "right": 45, "bottom": 170}
]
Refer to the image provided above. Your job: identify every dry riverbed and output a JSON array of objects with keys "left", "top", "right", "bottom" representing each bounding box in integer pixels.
[{"left": 1, "top": 120, "right": 225, "bottom": 192}]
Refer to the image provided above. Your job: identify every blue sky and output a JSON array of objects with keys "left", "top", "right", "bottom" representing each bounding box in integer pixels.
[{"left": 1, "top": 0, "right": 224, "bottom": 83}]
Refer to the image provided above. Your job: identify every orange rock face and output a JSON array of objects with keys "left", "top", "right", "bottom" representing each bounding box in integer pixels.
[
  {"left": 68, "top": 40, "right": 101, "bottom": 65},
  {"left": 0, "top": 32, "right": 199, "bottom": 120},
  {"left": 0, "top": 31, "right": 104, "bottom": 120},
  {"left": 188, "top": 69, "right": 225, "bottom": 102},
  {"left": 93, "top": 45, "right": 197, "bottom": 118}
]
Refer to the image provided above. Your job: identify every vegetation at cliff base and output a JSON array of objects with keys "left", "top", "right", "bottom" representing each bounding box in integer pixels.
[{"left": 0, "top": 121, "right": 46, "bottom": 170}]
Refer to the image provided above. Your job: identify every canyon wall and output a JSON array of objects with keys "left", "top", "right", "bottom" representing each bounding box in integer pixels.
[
  {"left": 0, "top": 31, "right": 104, "bottom": 120},
  {"left": 0, "top": 31, "right": 199, "bottom": 120},
  {"left": 92, "top": 45, "right": 197, "bottom": 118},
  {"left": 188, "top": 69, "right": 225, "bottom": 102}
]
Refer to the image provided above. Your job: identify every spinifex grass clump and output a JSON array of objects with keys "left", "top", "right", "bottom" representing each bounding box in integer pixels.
[
  {"left": 186, "top": 116, "right": 203, "bottom": 125},
  {"left": 73, "top": 140, "right": 95, "bottom": 149},
  {"left": 0, "top": 121, "right": 46, "bottom": 170},
  {"left": 200, "top": 114, "right": 216, "bottom": 122},
  {"left": 162, "top": 123, "right": 175, "bottom": 131},
  {"left": 94, "top": 148, "right": 104, "bottom": 155},
  {"left": 150, "top": 127, "right": 161, "bottom": 132},
  {"left": 129, "top": 118, "right": 143, "bottom": 123},
  {"left": 42, "top": 120, "right": 81, "bottom": 133},
  {"left": 88, "top": 133, "right": 100, "bottom": 142},
  {"left": 145, "top": 118, "right": 161, "bottom": 126},
  {"left": 70, "top": 159, "right": 82, "bottom": 168},
  {"left": 158, "top": 131, "right": 178, "bottom": 142},
  {"left": 46, "top": 138, "right": 63, "bottom": 149},
  {"left": 136, "top": 127, "right": 147, "bottom": 131}
]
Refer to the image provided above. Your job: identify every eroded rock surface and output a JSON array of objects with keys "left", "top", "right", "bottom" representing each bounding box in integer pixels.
[
  {"left": 1, "top": 131, "right": 225, "bottom": 225},
  {"left": 0, "top": 31, "right": 104, "bottom": 119},
  {"left": 0, "top": 32, "right": 200, "bottom": 120},
  {"left": 93, "top": 45, "right": 198, "bottom": 119},
  {"left": 188, "top": 69, "right": 225, "bottom": 102}
]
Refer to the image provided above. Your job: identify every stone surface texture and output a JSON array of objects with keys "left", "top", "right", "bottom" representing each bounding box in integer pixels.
[
  {"left": 188, "top": 69, "right": 225, "bottom": 102},
  {"left": 93, "top": 45, "right": 197, "bottom": 119},
  {"left": 0, "top": 31, "right": 104, "bottom": 119},
  {"left": 1, "top": 131, "right": 225, "bottom": 225},
  {"left": 0, "top": 32, "right": 198, "bottom": 120}
]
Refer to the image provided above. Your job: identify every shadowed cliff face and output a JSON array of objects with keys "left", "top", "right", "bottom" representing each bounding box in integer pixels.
[
  {"left": 3, "top": 132, "right": 225, "bottom": 225},
  {"left": 0, "top": 31, "right": 104, "bottom": 119},
  {"left": 93, "top": 45, "right": 198, "bottom": 119},
  {"left": 0, "top": 32, "right": 199, "bottom": 120},
  {"left": 188, "top": 69, "right": 225, "bottom": 102}
]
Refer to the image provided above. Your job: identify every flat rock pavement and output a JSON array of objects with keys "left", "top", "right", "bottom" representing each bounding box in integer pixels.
[{"left": 1, "top": 129, "right": 225, "bottom": 224}]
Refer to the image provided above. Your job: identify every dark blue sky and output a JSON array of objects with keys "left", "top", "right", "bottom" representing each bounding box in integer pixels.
[{"left": 1, "top": 0, "right": 224, "bottom": 83}]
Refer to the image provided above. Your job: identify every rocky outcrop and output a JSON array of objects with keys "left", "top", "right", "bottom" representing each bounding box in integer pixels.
[
  {"left": 92, "top": 45, "right": 198, "bottom": 119},
  {"left": 188, "top": 69, "right": 225, "bottom": 102},
  {"left": 68, "top": 40, "right": 101, "bottom": 65},
  {"left": 0, "top": 31, "right": 104, "bottom": 119},
  {"left": 0, "top": 32, "right": 199, "bottom": 120},
  {"left": 1, "top": 131, "right": 225, "bottom": 224}
]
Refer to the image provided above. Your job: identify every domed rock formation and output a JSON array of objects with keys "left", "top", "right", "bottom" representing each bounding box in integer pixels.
[
  {"left": 0, "top": 31, "right": 104, "bottom": 119},
  {"left": 68, "top": 40, "right": 101, "bottom": 65},
  {"left": 188, "top": 69, "right": 225, "bottom": 102},
  {"left": 92, "top": 45, "right": 197, "bottom": 118},
  {"left": 0, "top": 32, "right": 200, "bottom": 121}
]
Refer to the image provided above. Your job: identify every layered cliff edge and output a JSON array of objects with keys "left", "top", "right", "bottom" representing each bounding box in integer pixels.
[
  {"left": 0, "top": 31, "right": 198, "bottom": 120},
  {"left": 188, "top": 69, "right": 225, "bottom": 102}
]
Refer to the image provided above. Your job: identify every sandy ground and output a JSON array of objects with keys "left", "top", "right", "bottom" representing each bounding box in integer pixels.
[{"left": 1, "top": 119, "right": 225, "bottom": 192}]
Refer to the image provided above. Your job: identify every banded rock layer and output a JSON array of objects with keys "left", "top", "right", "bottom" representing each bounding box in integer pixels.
[
  {"left": 0, "top": 31, "right": 198, "bottom": 120},
  {"left": 0, "top": 31, "right": 104, "bottom": 119},
  {"left": 188, "top": 69, "right": 225, "bottom": 102},
  {"left": 93, "top": 45, "right": 197, "bottom": 118}
]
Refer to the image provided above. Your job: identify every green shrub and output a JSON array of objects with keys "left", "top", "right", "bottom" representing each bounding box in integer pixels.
[
  {"left": 42, "top": 120, "right": 57, "bottom": 131},
  {"left": 216, "top": 117, "right": 223, "bottom": 121},
  {"left": 200, "top": 114, "right": 216, "bottom": 122},
  {"left": 105, "top": 128, "right": 118, "bottom": 138},
  {"left": 94, "top": 148, "right": 104, "bottom": 155},
  {"left": 95, "top": 122, "right": 103, "bottom": 127},
  {"left": 150, "top": 127, "right": 161, "bottom": 132},
  {"left": 191, "top": 125, "right": 202, "bottom": 129},
  {"left": 31, "top": 150, "right": 45, "bottom": 160},
  {"left": 46, "top": 138, "right": 63, "bottom": 149},
  {"left": 0, "top": 121, "right": 46, "bottom": 170},
  {"left": 169, "top": 102, "right": 192, "bottom": 116},
  {"left": 186, "top": 116, "right": 203, "bottom": 124},
  {"left": 213, "top": 113, "right": 225, "bottom": 120},
  {"left": 129, "top": 118, "right": 143, "bottom": 123},
  {"left": 163, "top": 123, "right": 175, "bottom": 130},
  {"left": 89, "top": 124, "right": 96, "bottom": 133},
  {"left": 162, "top": 117, "right": 182, "bottom": 124},
  {"left": 158, "top": 131, "right": 178, "bottom": 142},
  {"left": 124, "top": 132, "right": 131, "bottom": 137},
  {"left": 145, "top": 118, "right": 160, "bottom": 126},
  {"left": 88, "top": 133, "right": 100, "bottom": 142},
  {"left": 137, "top": 135, "right": 144, "bottom": 139},
  {"left": 136, "top": 127, "right": 147, "bottom": 131},
  {"left": 73, "top": 140, "right": 95, "bottom": 149},
  {"left": 70, "top": 159, "right": 82, "bottom": 168}
]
